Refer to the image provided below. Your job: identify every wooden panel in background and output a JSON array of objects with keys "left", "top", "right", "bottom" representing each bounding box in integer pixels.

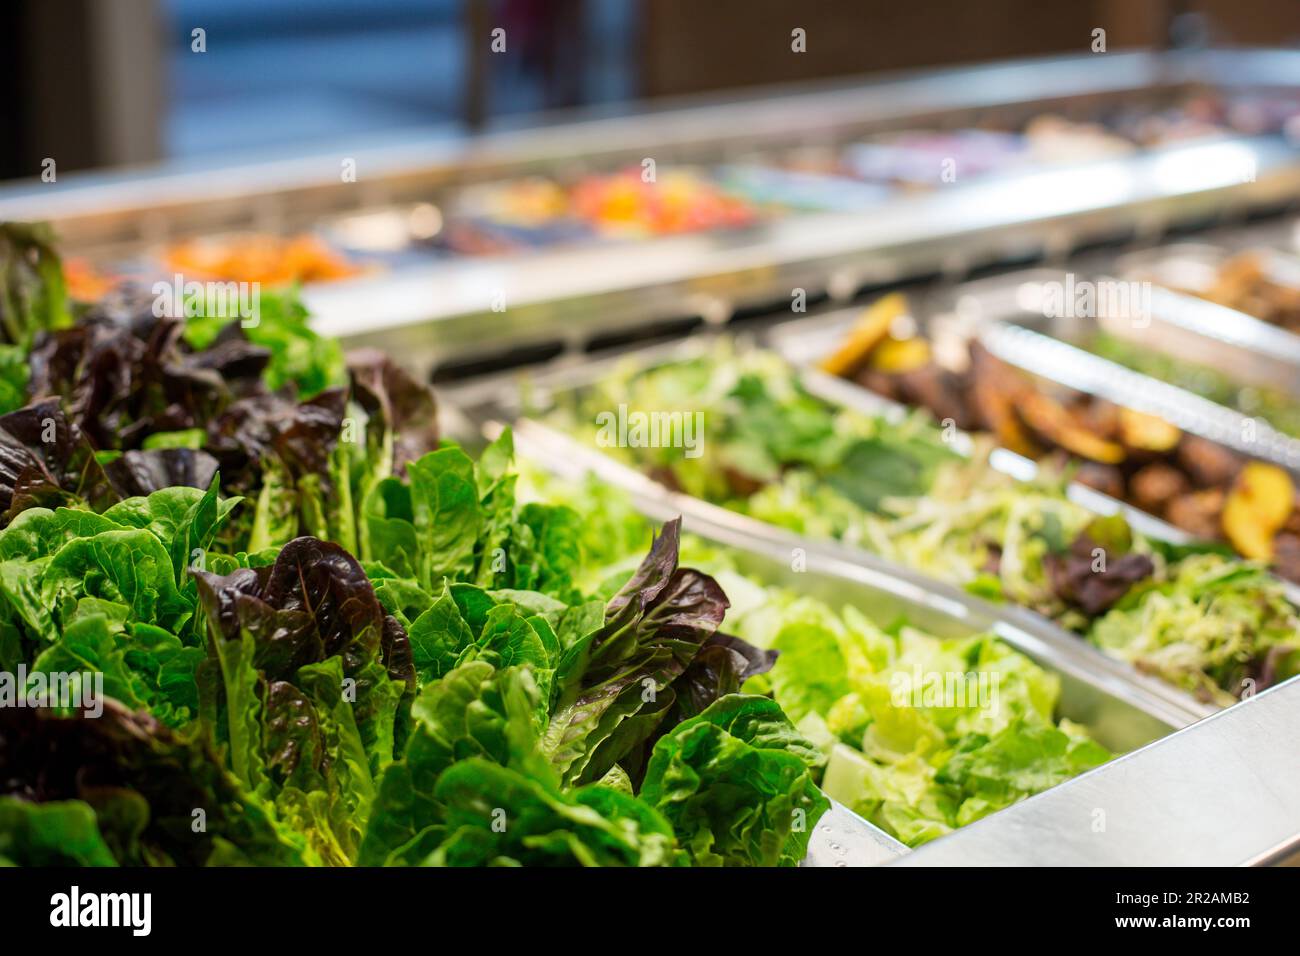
[{"left": 639, "top": 0, "right": 1107, "bottom": 98}]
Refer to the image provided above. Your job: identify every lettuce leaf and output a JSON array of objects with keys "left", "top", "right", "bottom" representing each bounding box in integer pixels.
[
  {"left": 358, "top": 660, "right": 546, "bottom": 865},
  {"left": 0, "top": 700, "right": 306, "bottom": 865},
  {"left": 0, "top": 222, "right": 70, "bottom": 349},
  {"left": 1089, "top": 553, "right": 1300, "bottom": 705},
  {"left": 544, "top": 518, "right": 729, "bottom": 787},
  {"left": 640, "top": 695, "right": 827, "bottom": 866}
]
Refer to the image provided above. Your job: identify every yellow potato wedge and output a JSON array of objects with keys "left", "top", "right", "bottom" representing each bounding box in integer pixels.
[
  {"left": 869, "top": 335, "right": 931, "bottom": 374},
  {"left": 1223, "top": 492, "right": 1277, "bottom": 560},
  {"left": 819, "top": 292, "right": 908, "bottom": 378},
  {"left": 1118, "top": 407, "right": 1181, "bottom": 454},
  {"left": 1018, "top": 393, "right": 1126, "bottom": 464},
  {"left": 1222, "top": 462, "right": 1296, "bottom": 561}
]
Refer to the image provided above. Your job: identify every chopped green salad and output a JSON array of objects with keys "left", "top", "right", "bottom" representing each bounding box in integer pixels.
[
  {"left": 542, "top": 345, "right": 1300, "bottom": 704},
  {"left": 523, "top": 469, "right": 1113, "bottom": 846}
]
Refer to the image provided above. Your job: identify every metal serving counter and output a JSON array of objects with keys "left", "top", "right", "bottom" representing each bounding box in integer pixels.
[
  {"left": 0, "top": 49, "right": 1249, "bottom": 233},
  {"left": 9, "top": 48, "right": 1300, "bottom": 377},
  {"left": 487, "top": 397, "right": 1300, "bottom": 866},
  {"left": 765, "top": 291, "right": 1300, "bottom": 603},
  {"left": 501, "top": 406, "right": 1298, "bottom": 866},
  {"left": 307, "top": 134, "right": 1300, "bottom": 374},
  {"left": 892, "top": 677, "right": 1300, "bottom": 866},
  {"left": 467, "top": 335, "right": 1216, "bottom": 726}
]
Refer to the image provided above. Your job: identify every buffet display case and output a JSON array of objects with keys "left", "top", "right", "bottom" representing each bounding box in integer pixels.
[
  {"left": 8, "top": 48, "right": 1300, "bottom": 380},
  {"left": 5, "top": 44, "right": 1300, "bottom": 870}
]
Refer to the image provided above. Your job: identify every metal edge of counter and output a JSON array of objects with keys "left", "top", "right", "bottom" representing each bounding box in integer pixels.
[
  {"left": 306, "top": 133, "right": 1300, "bottom": 368},
  {"left": 5, "top": 46, "right": 1299, "bottom": 222},
  {"left": 0, "top": 49, "right": 1185, "bottom": 219},
  {"left": 888, "top": 675, "right": 1300, "bottom": 866}
]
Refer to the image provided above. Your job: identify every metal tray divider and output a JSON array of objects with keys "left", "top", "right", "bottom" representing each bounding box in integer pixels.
[
  {"left": 979, "top": 318, "right": 1300, "bottom": 469},
  {"left": 501, "top": 414, "right": 1212, "bottom": 729},
  {"left": 1115, "top": 243, "right": 1300, "bottom": 366},
  {"left": 765, "top": 299, "right": 1300, "bottom": 608}
]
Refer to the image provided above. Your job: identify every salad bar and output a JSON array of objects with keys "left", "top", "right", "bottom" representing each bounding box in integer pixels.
[{"left": 3, "top": 45, "right": 1300, "bottom": 869}]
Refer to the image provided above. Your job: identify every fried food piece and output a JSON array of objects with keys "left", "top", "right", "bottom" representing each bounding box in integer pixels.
[
  {"left": 1177, "top": 435, "right": 1243, "bottom": 488},
  {"left": 1130, "top": 463, "right": 1191, "bottom": 516},
  {"left": 1075, "top": 462, "right": 1125, "bottom": 500},
  {"left": 1018, "top": 393, "right": 1126, "bottom": 464},
  {"left": 1166, "top": 488, "right": 1226, "bottom": 540},
  {"left": 1119, "top": 408, "right": 1181, "bottom": 454},
  {"left": 1272, "top": 533, "right": 1300, "bottom": 584},
  {"left": 869, "top": 336, "right": 931, "bottom": 374},
  {"left": 819, "top": 293, "right": 908, "bottom": 378},
  {"left": 968, "top": 343, "right": 1041, "bottom": 458},
  {"left": 1201, "top": 252, "right": 1300, "bottom": 333},
  {"left": 1222, "top": 462, "right": 1296, "bottom": 561},
  {"left": 1080, "top": 400, "right": 1122, "bottom": 441},
  {"left": 854, "top": 367, "right": 904, "bottom": 403},
  {"left": 1283, "top": 492, "right": 1300, "bottom": 536},
  {"left": 895, "top": 365, "right": 977, "bottom": 430}
]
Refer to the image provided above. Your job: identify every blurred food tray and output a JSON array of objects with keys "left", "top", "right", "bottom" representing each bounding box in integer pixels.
[{"left": 10, "top": 49, "right": 1300, "bottom": 371}]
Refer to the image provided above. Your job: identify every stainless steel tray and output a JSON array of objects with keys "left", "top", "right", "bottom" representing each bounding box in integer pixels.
[
  {"left": 1116, "top": 242, "right": 1300, "bottom": 376},
  {"left": 452, "top": 332, "right": 1216, "bottom": 726},
  {"left": 305, "top": 133, "right": 1300, "bottom": 377},
  {"left": 766, "top": 294, "right": 1300, "bottom": 610},
  {"left": 966, "top": 271, "right": 1300, "bottom": 472},
  {"left": 892, "top": 675, "right": 1300, "bottom": 866},
  {"left": 503, "top": 422, "right": 1191, "bottom": 863},
  {"left": 1002, "top": 260, "right": 1300, "bottom": 400},
  {"left": 765, "top": 303, "right": 1209, "bottom": 548},
  {"left": 805, "top": 802, "right": 910, "bottom": 867}
]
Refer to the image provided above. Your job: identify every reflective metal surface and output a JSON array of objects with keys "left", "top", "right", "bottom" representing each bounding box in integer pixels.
[
  {"left": 489, "top": 387, "right": 1211, "bottom": 729},
  {"left": 306, "top": 134, "right": 1300, "bottom": 374},
  {"left": 1116, "top": 243, "right": 1300, "bottom": 379},
  {"left": 0, "top": 50, "right": 1222, "bottom": 234},
  {"left": 892, "top": 677, "right": 1300, "bottom": 866},
  {"left": 766, "top": 305, "right": 1209, "bottom": 546},
  {"left": 804, "top": 802, "right": 910, "bottom": 867},
  {"left": 975, "top": 281, "right": 1300, "bottom": 472}
]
